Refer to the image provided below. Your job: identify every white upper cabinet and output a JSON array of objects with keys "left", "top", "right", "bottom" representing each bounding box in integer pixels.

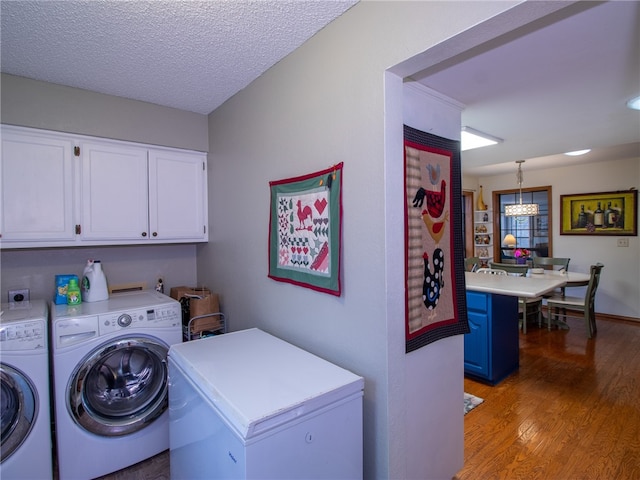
[
  {"left": 1, "top": 127, "right": 75, "bottom": 242},
  {"left": 80, "top": 141, "right": 150, "bottom": 241},
  {"left": 0, "top": 125, "right": 208, "bottom": 248},
  {"left": 148, "top": 149, "right": 207, "bottom": 241}
]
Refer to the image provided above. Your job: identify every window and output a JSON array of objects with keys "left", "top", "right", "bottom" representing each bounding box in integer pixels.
[{"left": 493, "top": 187, "right": 552, "bottom": 260}]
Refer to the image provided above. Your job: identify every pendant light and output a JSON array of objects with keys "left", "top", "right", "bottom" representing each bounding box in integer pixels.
[{"left": 505, "top": 160, "right": 539, "bottom": 216}]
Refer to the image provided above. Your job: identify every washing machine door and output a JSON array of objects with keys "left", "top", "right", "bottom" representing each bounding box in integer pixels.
[
  {"left": 68, "top": 335, "right": 169, "bottom": 436},
  {"left": 0, "top": 364, "right": 37, "bottom": 463}
]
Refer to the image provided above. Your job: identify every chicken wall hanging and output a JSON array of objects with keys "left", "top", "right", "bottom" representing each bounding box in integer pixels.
[
  {"left": 268, "top": 163, "right": 343, "bottom": 296},
  {"left": 404, "top": 126, "right": 469, "bottom": 353}
]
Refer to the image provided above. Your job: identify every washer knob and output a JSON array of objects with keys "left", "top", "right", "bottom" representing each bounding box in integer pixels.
[{"left": 117, "top": 314, "right": 132, "bottom": 327}]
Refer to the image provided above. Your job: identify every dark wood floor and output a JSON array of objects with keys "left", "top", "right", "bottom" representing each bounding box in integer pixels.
[
  {"left": 94, "top": 449, "right": 169, "bottom": 480},
  {"left": 455, "top": 314, "right": 640, "bottom": 480}
]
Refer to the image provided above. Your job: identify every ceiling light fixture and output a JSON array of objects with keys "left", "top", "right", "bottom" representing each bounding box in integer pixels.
[
  {"left": 565, "top": 149, "right": 591, "bottom": 156},
  {"left": 461, "top": 126, "right": 503, "bottom": 151},
  {"left": 627, "top": 95, "right": 640, "bottom": 111},
  {"left": 505, "top": 160, "right": 539, "bottom": 217}
]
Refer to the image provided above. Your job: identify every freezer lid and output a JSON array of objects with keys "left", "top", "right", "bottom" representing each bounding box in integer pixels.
[{"left": 169, "top": 328, "right": 364, "bottom": 439}]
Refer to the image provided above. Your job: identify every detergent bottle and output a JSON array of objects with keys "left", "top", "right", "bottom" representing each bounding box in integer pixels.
[
  {"left": 66, "top": 278, "right": 82, "bottom": 305},
  {"left": 82, "top": 260, "right": 109, "bottom": 302}
]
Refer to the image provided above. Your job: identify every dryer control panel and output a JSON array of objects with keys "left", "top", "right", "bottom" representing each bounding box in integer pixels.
[
  {"left": 0, "top": 320, "right": 47, "bottom": 351},
  {"left": 99, "top": 304, "right": 180, "bottom": 334}
]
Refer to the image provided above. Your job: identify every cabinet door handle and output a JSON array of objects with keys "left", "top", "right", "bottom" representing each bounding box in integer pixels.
[
  {"left": 152, "top": 232, "right": 158, "bottom": 237},
  {"left": 141, "top": 232, "right": 147, "bottom": 237}
]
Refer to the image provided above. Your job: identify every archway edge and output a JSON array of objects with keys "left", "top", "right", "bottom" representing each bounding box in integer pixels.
[{"left": 389, "top": 1, "right": 594, "bottom": 80}]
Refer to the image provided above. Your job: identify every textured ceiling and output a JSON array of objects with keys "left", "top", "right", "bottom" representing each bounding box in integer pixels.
[
  {"left": 1, "top": 1, "right": 638, "bottom": 176},
  {"left": 1, "top": 0, "right": 357, "bottom": 115}
]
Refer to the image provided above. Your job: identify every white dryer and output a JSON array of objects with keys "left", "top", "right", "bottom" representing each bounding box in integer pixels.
[
  {"left": 0, "top": 300, "right": 53, "bottom": 480},
  {"left": 50, "top": 290, "right": 181, "bottom": 479}
]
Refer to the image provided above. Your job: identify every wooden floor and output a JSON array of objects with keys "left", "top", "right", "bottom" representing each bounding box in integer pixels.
[
  {"left": 455, "top": 315, "right": 640, "bottom": 480},
  {"left": 94, "top": 449, "right": 169, "bottom": 480}
]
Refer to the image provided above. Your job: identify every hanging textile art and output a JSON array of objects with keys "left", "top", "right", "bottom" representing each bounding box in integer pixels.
[
  {"left": 404, "top": 125, "right": 469, "bottom": 353},
  {"left": 268, "top": 163, "right": 343, "bottom": 296}
]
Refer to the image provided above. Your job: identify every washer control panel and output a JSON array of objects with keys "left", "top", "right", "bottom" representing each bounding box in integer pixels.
[
  {"left": 0, "top": 320, "right": 47, "bottom": 351},
  {"left": 117, "top": 313, "right": 133, "bottom": 327},
  {"left": 99, "top": 304, "right": 180, "bottom": 334}
]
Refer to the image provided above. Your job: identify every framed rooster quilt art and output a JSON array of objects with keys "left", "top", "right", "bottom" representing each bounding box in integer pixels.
[
  {"left": 268, "top": 163, "right": 343, "bottom": 296},
  {"left": 404, "top": 125, "right": 468, "bottom": 353}
]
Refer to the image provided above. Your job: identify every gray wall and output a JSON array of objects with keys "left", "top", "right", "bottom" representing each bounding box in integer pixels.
[
  {"left": 2, "top": 244, "right": 198, "bottom": 303},
  {"left": 1, "top": 74, "right": 208, "bottom": 152},
  {"left": 198, "top": 2, "right": 522, "bottom": 478}
]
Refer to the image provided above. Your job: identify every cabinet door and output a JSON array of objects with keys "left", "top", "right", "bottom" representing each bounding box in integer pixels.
[
  {"left": 148, "top": 149, "right": 207, "bottom": 241},
  {"left": 1, "top": 128, "right": 75, "bottom": 242},
  {"left": 80, "top": 141, "right": 149, "bottom": 240},
  {"left": 464, "top": 310, "right": 489, "bottom": 378}
]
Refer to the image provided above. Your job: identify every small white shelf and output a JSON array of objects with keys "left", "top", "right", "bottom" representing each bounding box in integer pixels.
[{"left": 473, "top": 210, "right": 493, "bottom": 264}]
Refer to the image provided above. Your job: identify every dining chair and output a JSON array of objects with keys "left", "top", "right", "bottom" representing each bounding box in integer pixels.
[
  {"left": 489, "top": 262, "right": 529, "bottom": 275},
  {"left": 533, "top": 256, "right": 570, "bottom": 294},
  {"left": 546, "top": 263, "right": 604, "bottom": 338},
  {"left": 464, "top": 257, "right": 481, "bottom": 272},
  {"left": 533, "top": 257, "right": 570, "bottom": 272},
  {"left": 475, "top": 267, "right": 507, "bottom": 275},
  {"left": 489, "top": 262, "right": 542, "bottom": 334},
  {"left": 533, "top": 257, "right": 571, "bottom": 321}
]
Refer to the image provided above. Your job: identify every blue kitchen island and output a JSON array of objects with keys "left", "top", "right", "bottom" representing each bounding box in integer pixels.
[{"left": 463, "top": 272, "right": 567, "bottom": 385}]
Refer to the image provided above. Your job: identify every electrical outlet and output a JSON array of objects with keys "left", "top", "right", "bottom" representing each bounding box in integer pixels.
[
  {"left": 8, "top": 288, "right": 30, "bottom": 303},
  {"left": 617, "top": 238, "right": 629, "bottom": 247}
]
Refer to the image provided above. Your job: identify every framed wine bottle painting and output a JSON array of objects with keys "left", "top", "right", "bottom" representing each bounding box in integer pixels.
[{"left": 560, "top": 190, "right": 637, "bottom": 236}]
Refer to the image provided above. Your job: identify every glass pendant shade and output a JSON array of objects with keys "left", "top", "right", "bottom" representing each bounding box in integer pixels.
[
  {"left": 505, "top": 202, "right": 539, "bottom": 216},
  {"left": 505, "top": 160, "right": 539, "bottom": 217}
]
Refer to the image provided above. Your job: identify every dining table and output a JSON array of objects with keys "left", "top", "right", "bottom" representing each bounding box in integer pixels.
[{"left": 527, "top": 269, "right": 590, "bottom": 287}]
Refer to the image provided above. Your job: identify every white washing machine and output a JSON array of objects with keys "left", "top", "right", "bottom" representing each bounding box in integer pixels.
[
  {"left": 50, "top": 290, "right": 181, "bottom": 479},
  {"left": 0, "top": 300, "right": 53, "bottom": 480}
]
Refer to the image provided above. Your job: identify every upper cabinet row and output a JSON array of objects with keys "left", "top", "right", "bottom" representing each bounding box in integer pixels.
[{"left": 1, "top": 125, "right": 208, "bottom": 249}]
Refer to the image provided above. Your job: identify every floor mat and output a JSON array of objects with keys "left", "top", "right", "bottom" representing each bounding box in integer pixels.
[{"left": 464, "top": 392, "right": 484, "bottom": 415}]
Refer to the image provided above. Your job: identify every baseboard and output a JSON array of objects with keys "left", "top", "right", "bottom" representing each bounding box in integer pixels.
[
  {"left": 543, "top": 306, "right": 639, "bottom": 324},
  {"left": 595, "top": 312, "right": 640, "bottom": 324}
]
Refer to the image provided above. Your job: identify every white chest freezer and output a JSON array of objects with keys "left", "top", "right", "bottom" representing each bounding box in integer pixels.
[{"left": 168, "top": 328, "right": 364, "bottom": 479}]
